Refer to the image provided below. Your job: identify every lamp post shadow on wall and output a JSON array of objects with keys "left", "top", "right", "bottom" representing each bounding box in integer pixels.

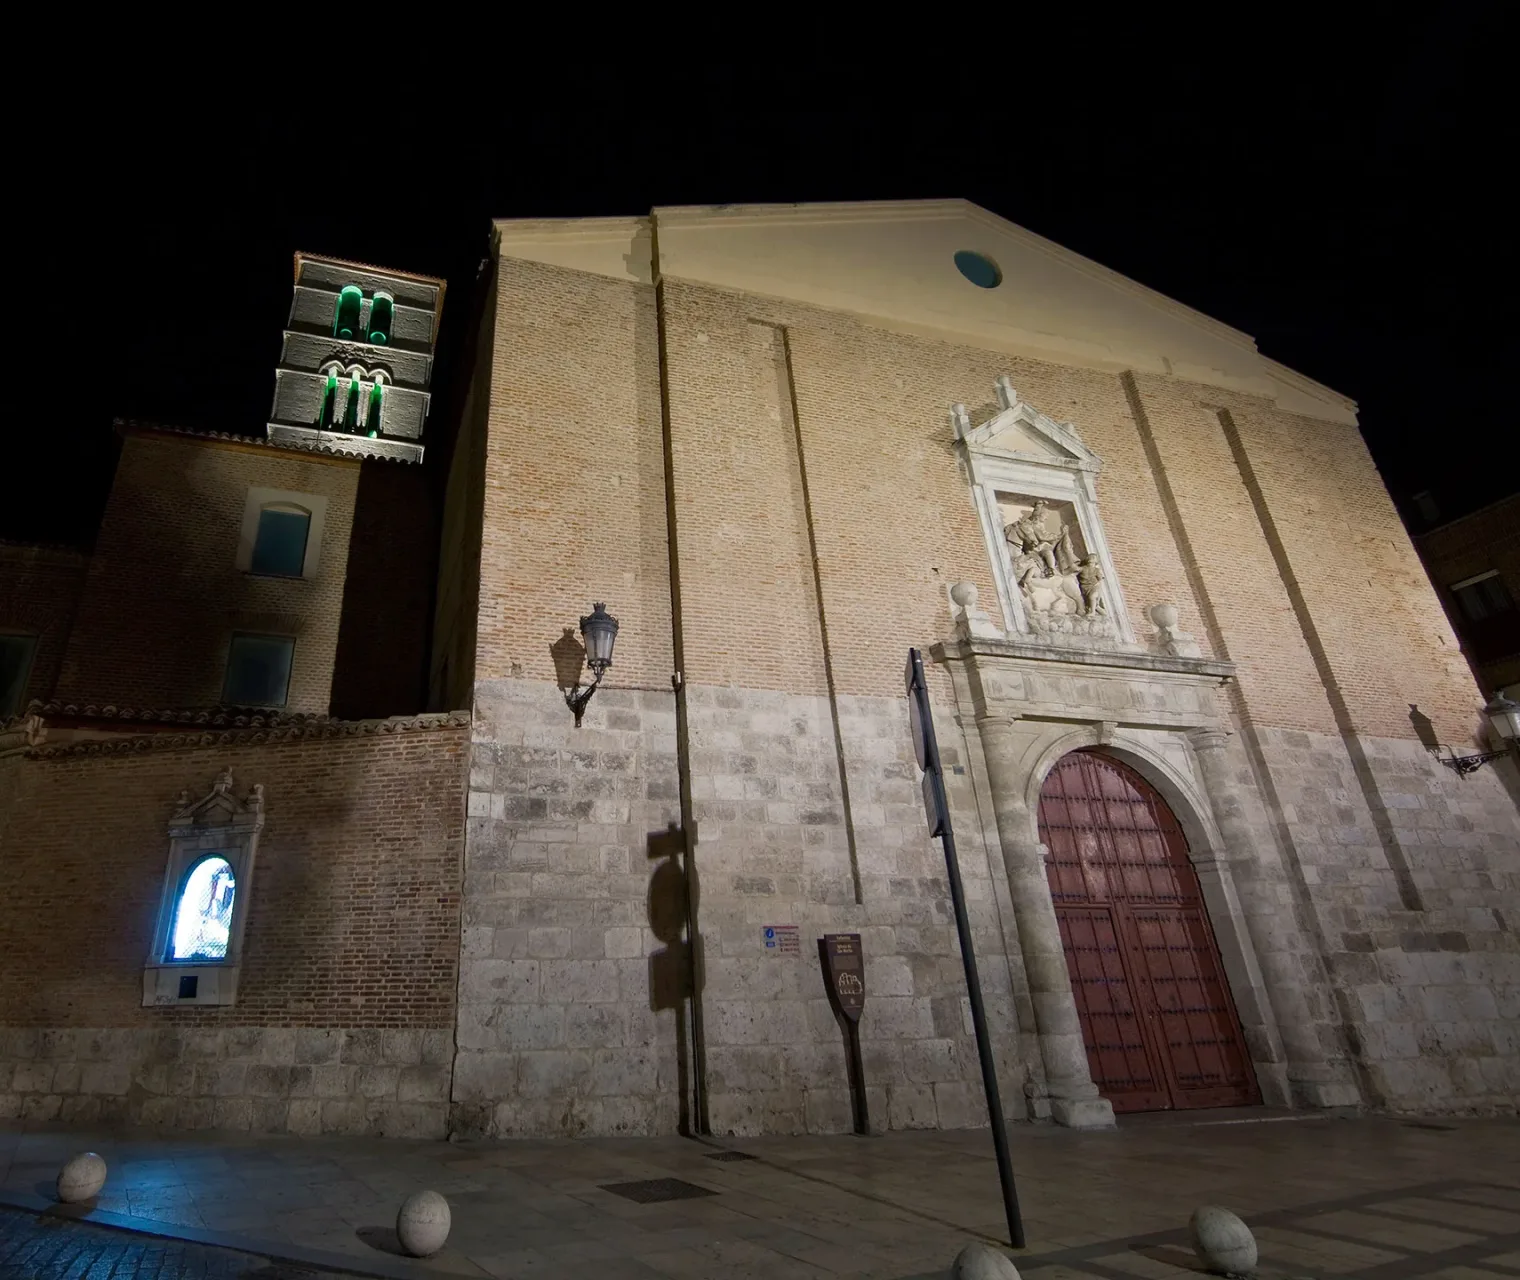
[
  {"left": 647, "top": 822, "right": 704, "bottom": 1137},
  {"left": 1417, "top": 693, "right": 1520, "bottom": 779}
]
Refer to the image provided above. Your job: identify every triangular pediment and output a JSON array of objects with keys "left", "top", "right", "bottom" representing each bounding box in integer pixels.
[
  {"left": 953, "top": 376, "right": 1100, "bottom": 472},
  {"left": 494, "top": 200, "right": 1358, "bottom": 424},
  {"left": 170, "top": 769, "right": 264, "bottom": 831}
]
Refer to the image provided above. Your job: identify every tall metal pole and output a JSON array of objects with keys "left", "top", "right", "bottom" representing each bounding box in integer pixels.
[{"left": 906, "top": 648, "right": 1024, "bottom": 1248}]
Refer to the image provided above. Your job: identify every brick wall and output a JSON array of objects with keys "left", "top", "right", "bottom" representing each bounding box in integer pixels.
[
  {"left": 330, "top": 461, "right": 436, "bottom": 719},
  {"left": 0, "top": 543, "right": 87, "bottom": 711},
  {"left": 55, "top": 431, "right": 359, "bottom": 713},
  {"left": 427, "top": 271, "right": 494, "bottom": 715},
  {"left": 474, "top": 258, "right": 672, "bottom": 690},
  {"left": 0, "top": 724, "right": 467, "bottom": 1135}
]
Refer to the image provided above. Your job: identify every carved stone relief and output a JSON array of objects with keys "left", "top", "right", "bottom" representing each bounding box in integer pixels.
[
  {"left": 953, "top": 377, "right": 1137, "bottom": 648},
  {"left": 997, "top": 495, "right": 1117, "bottom": 641}
]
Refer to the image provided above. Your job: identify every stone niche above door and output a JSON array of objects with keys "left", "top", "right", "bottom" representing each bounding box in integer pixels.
[{"left": 953, "top": 376, "right": 1136, "bottom": 648}]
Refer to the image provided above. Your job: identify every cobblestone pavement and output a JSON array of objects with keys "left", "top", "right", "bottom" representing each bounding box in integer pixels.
[
  {"left": 0, "top": 1205, "right": 360, "bottom": 1279},
  {"left": 1, "top": 1110, "right": 1518, "bottom": 1278}
]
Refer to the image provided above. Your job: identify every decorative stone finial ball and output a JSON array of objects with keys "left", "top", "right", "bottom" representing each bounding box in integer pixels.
[
  {"left": 950, "top": 581, "right": 980, "bottom": 609},
  {"left": 396, "top": 1189, "right": 451, "bottom": 1257},
  {"left": 56, "top": 1152, "right": 108, "bottom": 1203},
  {"left": 1189, "top": 1205, "right": 1257, "bottom": 1276},
  {"left": 1149, "top": 603, "right": 1180, "bottom": 630},
  {"left": 953, "top": 1240, "right": 1022, "bottom": 1280}
]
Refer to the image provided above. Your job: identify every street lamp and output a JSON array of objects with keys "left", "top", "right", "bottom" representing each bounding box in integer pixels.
[
  {"left": 1438, "top": 692, "right": 1520, "bottom": 778},
  {"left": 565, "top": 602, "right": 619, "bottom": 727}
]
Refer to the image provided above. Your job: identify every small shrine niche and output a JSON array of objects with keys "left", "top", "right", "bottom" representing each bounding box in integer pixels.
[
  {"left": 142, "top": 768, "right": 265, "bottom": 1008},
  {"left": 953, "top": 376, "right": 1134, "bottom": 646}
]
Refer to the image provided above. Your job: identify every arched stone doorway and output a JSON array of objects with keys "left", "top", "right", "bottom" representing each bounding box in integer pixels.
[{"left": 1038, "top": 750, "right": 1260, "bottom": 1113}]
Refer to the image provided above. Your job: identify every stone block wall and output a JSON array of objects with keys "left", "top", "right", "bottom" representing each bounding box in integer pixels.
[
  {"left": 452, "top": 678, "right": 683, "bottom": 1138},
  {"left": 684, "top": 685, "right": 1020, "bottom": 1136},
  {"left": 55, "top": 429, "right": 359, "bottom": 714},
  {"left": 0, "top": 723, "right": 467, "bottom": 1135},
  {"left": 1255, "top": 726, "right": 1520, "bottom": 1112},
  {"left": 455, "top": 677, "right": 1019, "bottom": 1138},
  {"left": 0, "top": 1026, "right": 453, "bottom": 1137}
]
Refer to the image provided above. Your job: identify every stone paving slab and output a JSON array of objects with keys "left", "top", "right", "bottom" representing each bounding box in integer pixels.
[
  {"left": 1, "top": 1113, "right": 1518, "bottom": 1278},
  {"left": 0, "top": 1204, "right": 365, "bottom": 1279}
]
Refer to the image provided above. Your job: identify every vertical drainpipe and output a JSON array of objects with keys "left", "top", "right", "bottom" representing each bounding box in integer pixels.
[{"left": 650, "top": 214, "right": 709, "bottom": 1135}]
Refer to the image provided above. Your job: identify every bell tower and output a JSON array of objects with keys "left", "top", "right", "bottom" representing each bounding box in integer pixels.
[{"left": 266, "top": 253, "right": 446, "bottom": 464}]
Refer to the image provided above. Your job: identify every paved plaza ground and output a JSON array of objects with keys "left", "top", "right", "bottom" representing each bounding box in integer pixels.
[{"left": 1, "top": 1109, "right": 1518, "bottom": 1279}]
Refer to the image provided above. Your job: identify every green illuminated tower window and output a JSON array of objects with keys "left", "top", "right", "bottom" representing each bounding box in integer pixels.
[
  {"left": 367, "top": 382, "right": 383, "bottom": 438},
  {"left": 343, "top": 374, "right": 361, "bottom": 431},
  {"left": 318, "top": 370, "right": 338, "bottom": 430},
  {"left": 333, "top": 285, "right": 363, "bottom": 339},
  {"left": 368, "top": 293, "right": 394, "bottom": 345}
]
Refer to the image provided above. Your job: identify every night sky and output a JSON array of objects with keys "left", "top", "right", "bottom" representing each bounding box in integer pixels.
[{"left": 12, "top": 29, "right": 1513, "bottom": 546}]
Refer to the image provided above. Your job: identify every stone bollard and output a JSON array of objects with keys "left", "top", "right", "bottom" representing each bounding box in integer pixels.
[
  {"left": 396, "top": 1189, "right": 451, "bottom": 1257},
  {"left": 953, "top": 1240, "right": 1021, "bottom": 1279},
  {"left": 1189, "top": 1205, "right": 1258, "bottom": 1276},
  {"left": 56, "top": 1152, "right": 108, "bottom": 1203}
]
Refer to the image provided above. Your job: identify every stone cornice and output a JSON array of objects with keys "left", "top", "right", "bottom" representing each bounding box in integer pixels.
[
  {"left": 114, "top": 419, "right": 368, "bottom": 467},
  {"left": 0, "top": 538, "right": 89, "bottom": 560},
  {"left": 2, "top": 703, "right": 470, "bottom": 760},
  {"left": 933, "top": 636, "right": 1235, "bottom": 682}
]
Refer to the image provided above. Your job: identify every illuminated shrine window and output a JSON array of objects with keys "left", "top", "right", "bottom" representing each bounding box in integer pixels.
[
  {"left": 333, "top": 285, "right": 363, "bottom": 339},
  {"left": 167, "top": 855, "right": 236, "bottom": 961},
  {"left": 368, "top": 292, "right": 394, "bottom": 344},
  {"left": 144, "top": 771, "right": 263, "bottom": 1007}
]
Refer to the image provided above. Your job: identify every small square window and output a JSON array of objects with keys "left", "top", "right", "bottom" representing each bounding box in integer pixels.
[
  {"left": 1, "top": 634, "right": 38, "bottom": 718},
  {"left": 251, "top": 506, "right": 311, "bottom": 577},
  {"left": 1451, "top": 572, "right": 1514, "bottom": 623},
  {"left": 224, "top": 633, "right": 295, "bottom": 707}
]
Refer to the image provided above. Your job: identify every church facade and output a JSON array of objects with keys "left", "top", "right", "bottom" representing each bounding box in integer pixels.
[{"left": 1, "top": 203, "right": 1516, "bottom": 1138}]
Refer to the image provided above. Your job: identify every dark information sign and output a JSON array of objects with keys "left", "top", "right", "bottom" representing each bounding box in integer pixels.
[{"left": 820, "top": 932, "right": 865, "bottom": 1022}]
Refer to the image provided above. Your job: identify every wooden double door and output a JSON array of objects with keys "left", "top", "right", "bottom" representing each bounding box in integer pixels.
[{"left": 1038, "top": 751, "right": 1260, "bottom": 1113}]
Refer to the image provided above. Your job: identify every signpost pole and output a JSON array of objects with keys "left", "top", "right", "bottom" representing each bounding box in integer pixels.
[
  {"left": 845, "top": 1019, "right": 869, "bottom": 1135},
  {"left": 819, "top": 934, "right": 871, "bottom": 1136},
  {"left": 905, "top": 648, "right": 1024, "bottom": 1249}
]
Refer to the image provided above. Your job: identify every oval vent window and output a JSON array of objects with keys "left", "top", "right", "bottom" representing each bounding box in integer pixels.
[{"left": 954, "top": 250, "right": 1002, "bottom": 289}]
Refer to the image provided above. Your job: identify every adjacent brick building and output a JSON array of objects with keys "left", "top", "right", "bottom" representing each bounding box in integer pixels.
[
  {"left": 1413, "top": 493, "right": 1520, "bottom": 699},
  {"left": 2, "top": 212, "right": 1516, "bottom": 1140},
  {"left": 0, "top": 256, "right": 465, "bottom": 1137}
]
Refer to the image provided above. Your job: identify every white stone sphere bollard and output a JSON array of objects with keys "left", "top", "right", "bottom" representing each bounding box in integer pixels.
[
  {"left": 1189, "top": 1205, "right": 1258, "bottom": 1276},
  {"left": 56, "top": 1152, "right": 108, "bottom": 1203},
  {"left": 396, "top": 1189, "right": 451, "bottom": 1257},
  {"left": 953, "top": 1240, "right": 1021, "bottom": 1280}
]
